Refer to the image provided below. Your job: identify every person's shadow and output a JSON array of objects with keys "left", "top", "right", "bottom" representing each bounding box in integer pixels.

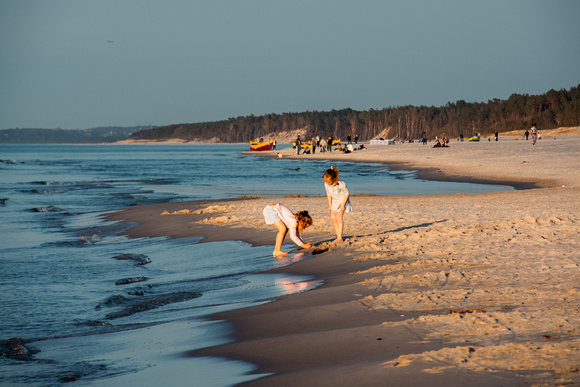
[{"left": 302, "top": 220, "right": 448, "bottom": 255}]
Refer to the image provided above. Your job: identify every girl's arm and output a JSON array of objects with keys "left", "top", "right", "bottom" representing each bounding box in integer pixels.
[
  {"left": 288, "top": 227, "right": 309, "bottom": 248},
  {"left": 324, "top": 183, "right": 333, "bottom": 212},
  {"left": 339, "top": 190, "right": 349, "bottom": 211}
]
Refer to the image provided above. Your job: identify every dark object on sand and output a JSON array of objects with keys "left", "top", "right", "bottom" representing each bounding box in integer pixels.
[{"left": 311, "top": 246, "right": 330, "bottom": 255}]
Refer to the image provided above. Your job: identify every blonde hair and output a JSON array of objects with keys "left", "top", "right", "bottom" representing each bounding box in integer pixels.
[
  {"left": 323, "top": 166, "right": 339, "bottom": 185},
  {"left": 295, "top": 210, "right": 312, "bottom": 232}
]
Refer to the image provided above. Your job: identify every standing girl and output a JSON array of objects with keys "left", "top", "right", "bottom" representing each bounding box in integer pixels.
[
  {"left": 263, "top": 203, "right": 313, "bottom": 256},
  {"left": 322, "top": 166, "right": 352, "bottom": 243}
]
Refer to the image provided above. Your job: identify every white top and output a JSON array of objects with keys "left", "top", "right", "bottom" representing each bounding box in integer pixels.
[{"left": 324, "top": 181, "right": 352, "bottom": 213}]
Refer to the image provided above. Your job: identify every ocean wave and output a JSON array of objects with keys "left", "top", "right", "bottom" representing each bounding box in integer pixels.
[
  {"left": 30, "top": 205, "right": 65, "bottom": 212},
  {"left": 101, "top": 291, "right": 202, "bottom": 319},
  {"left": 112, "top": 253, "right": 151, "bottom": 265}
]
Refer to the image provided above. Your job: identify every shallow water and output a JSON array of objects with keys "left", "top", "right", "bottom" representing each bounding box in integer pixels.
[{"left": 0, "top": 144, "right": 513, "bottom": 385}]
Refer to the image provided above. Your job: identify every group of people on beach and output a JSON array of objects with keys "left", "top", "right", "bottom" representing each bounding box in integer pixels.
[
  {"left": 263, "top": 166, "right": 351, "bottom": 256},
  {"left": 294, "top": 135, "right": 335, "bottom": 155},
  {"left": 294, "top": 134, "right": 361, "bottom": 155}
]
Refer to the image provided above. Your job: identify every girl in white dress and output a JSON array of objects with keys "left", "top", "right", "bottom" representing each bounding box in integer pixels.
[{"left": 322, "top": 166, "right": 352, "bottom": 243}]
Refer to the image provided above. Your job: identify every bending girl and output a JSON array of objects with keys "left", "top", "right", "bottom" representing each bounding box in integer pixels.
[
  {"left": 263, "top": 203, "right": 312, "bottom": 256},
  {"left": 323, "top": 166, "right": 352, "bottom": 243}
]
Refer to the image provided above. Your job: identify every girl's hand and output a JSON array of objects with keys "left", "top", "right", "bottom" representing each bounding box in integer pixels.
[{"left": 302, "top": 242, "right": 312, "bottom": 249}]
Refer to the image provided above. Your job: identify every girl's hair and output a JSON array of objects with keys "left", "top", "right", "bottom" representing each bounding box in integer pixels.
[
  {"left": 295, "top": 210, "right": 312, "bottom": 232},
  {"left": 323, "top": 166, "right": 339, "bottom": 184}
]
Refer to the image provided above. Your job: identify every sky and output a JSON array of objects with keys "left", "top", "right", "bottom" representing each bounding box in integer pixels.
[{"left": 1, "top": 0, "right": 579, "bottom": 130}]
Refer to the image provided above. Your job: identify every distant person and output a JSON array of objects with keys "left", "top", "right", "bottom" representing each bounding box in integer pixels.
[
  {"left": 320, "top": 137, "right": 327, "bottom": 153},
  {"left": 459, "top": 133, "right": 464, "bottom": 142},
  {"left": 311, "top": 137, "right": 317, "bottom": 154},
  {"left": 354, "top": 134, "right": 359, "bottom": 144},
  {"left": 323, "top": 166, "right": 352, "bottom": 243},
  {"left": 346, "top": 142, "right": 354, "bottom": 152},
  {"left": 422, "top": 131, "right": 427, "bottom": 145},
  {"left": 272, "top": 139, "right": 277, "bottom": 150},
  {"left": 327, "top": 135, "right": 333, "bottom": 153},
  {"left": 530, "top": 124, "right": 538, "bottom": 145},
  {"left": 347, "top": 134, "right": 351, "bottom": 143},
  {"left": 262, "top": 203, "right": 312, "bottom": 256},
  {"left": 295, "top": 135, "right": 302, "bottom": 155},
  {"left": 525, "top": 129, "right": 530, "bottom": 140},
  {"left": 495, "top": 131, "right": 499, "bottom": 141}
]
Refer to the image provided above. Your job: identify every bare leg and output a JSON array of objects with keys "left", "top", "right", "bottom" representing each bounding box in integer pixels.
[
  {"left": 331, "top": 212, "right": 339, "bottom": 240},
  {"left": 272, "top": 220, "right": 289, "bottom": 256},
  {"left": 331, "top": 211, "right": 344, "bottom": 243}
]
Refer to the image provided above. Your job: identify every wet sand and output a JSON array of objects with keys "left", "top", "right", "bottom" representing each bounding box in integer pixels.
[{"left": 107, "top": 132, "right": 580, "bottom": 386}]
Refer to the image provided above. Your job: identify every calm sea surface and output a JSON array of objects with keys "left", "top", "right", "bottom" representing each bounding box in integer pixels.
[{"left": 0, "top": 144, "right": 513, "bottom": 386}]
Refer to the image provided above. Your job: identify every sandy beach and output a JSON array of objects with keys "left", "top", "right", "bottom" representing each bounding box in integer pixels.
[{"left": 108, "top": 131, "right": 580, "bottom": 386}]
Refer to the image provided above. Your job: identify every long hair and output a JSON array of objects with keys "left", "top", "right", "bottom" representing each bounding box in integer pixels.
[
  {"left": 323, "top": 166, "right": 339, "bottom": 185},
  {"left": 295, "top": 210, "right": 312, "bottom": 232}
]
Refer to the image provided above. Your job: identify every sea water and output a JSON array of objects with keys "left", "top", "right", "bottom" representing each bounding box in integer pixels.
[{"left": 0, "top": 144, "right": 513, "bottom": 386}]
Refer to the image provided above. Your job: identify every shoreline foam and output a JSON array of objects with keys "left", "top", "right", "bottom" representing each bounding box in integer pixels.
[{"left": 108, "top": 135, "right": 580, "bottom": 386}]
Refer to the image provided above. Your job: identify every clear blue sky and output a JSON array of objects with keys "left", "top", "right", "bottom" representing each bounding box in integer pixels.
[{"left": 1, "top": 0, "right": 579, "bottom": 129}]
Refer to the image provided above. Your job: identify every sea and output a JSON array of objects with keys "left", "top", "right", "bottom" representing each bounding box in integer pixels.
[{"left": 0, "top": 144, "right": 514, "bottom": 386}]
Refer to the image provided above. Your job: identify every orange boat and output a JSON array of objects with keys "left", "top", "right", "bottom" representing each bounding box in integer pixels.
[{"left": 250, "top": 140, "right": 274, "bottom": 151}]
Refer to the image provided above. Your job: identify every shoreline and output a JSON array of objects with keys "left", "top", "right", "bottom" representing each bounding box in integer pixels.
[{"left": 107, "top": 136, "right": 580, "bottom": 386}]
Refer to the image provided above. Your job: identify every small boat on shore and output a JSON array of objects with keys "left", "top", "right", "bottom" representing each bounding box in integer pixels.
[
  {"left": 250, "top": 140, "right": 274, "bottom": 151},
  {"left": 467, "top": 135, "right": 480, "bottom": 142}
]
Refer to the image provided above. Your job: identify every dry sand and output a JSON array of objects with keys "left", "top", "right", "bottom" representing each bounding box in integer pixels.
[{"left": 108, "top": 133, "right": 580, "bottom": 386}]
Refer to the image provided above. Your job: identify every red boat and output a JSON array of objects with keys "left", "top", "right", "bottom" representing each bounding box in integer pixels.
[{"left": 250, "top": 140, "right": 274, "bottom": 151}]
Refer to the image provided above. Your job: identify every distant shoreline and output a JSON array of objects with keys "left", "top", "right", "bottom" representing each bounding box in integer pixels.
[{"left": 1, "top": 125, "right": 578, "bottom": 145}]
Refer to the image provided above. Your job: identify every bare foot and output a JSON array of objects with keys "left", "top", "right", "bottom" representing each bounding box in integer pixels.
[
  {"left": 331, "top": 238, "right": 344, "bottom": 243},
  {"left": 273, "top": 250, "right": 289, "bottom": 257}
]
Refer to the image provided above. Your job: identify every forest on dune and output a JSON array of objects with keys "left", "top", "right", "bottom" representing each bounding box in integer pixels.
[{"left": 131, "top": 84, "right": 580, "bottom": 143}]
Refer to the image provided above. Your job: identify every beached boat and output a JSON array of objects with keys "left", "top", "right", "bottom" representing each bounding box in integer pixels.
[
  {"left": 250, "top": 140, "right": 274, "bottom": 151},
  {"left": 467, "top": 135, "right": 480, "bottom": 142},
  {"left": 293, "top": 141, "right": 313, "bottom": 148}
]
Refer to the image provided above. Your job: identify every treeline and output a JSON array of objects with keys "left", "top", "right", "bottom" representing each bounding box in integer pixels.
[
  {"left": 131, "top": 84, "right": 580, "bottom": 142},
  {"left": 0, "top": 127, "right": 142, "bottom": 144}
]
